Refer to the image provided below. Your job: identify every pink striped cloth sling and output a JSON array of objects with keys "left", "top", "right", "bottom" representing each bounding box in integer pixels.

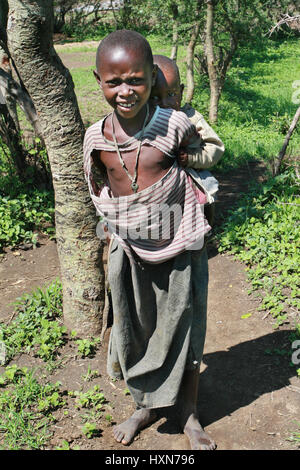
[{"left": 83, "top": 106, "right": 211, "bottom": 264}]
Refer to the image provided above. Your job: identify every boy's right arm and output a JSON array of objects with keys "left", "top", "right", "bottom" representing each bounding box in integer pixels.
[{"left": 83, "top": 127, "right": 107, "bottom": 196}]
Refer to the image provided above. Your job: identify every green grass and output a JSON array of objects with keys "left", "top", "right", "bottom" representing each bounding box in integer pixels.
[
  {"left": 0, "top": 145, "right": 55, "bottom": 250},
  {"left": 0, "top": 281, "right": 108, "bottom": 450},
  {"left": 216, "top": 168, "right": 299, "bottom": 329},
  {"left": 0, "top": 279, "right": 102, "bottom": 365},
  {"left": 192, "top": 38, "right": 300, "bottom": 170},
  {"left": 71, "top": 66, "right": 111, "bottom": 125},
  {"left": 0, "top": 279, "right": 65, "bottom": 364},
  {"left": 55, "top": 44, "right": 98, "bottom": 54},
  {"left": 0, "top": 365, "right": 65, "bottom": 449}
]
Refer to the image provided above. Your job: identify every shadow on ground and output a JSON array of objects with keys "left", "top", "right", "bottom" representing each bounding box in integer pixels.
[
  {"left": 205, "top": 159, "right": 268, "bottom": 261},
  {"left": 155, "top": 329, "right": 295, "bottom": 434}
]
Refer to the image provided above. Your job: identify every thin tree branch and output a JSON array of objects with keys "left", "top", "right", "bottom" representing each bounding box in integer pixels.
[
  {"left": 273, "top": 105, "right": 300, "bottom": 176},
  {"left": 268, "top": 14, "right": 300, "bottom": 36}
]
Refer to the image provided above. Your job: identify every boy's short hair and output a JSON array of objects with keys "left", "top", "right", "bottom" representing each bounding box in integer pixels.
[
  {"left": 96, "top": 29, "right": 153, "bottom": 70},
  {"left": 153, "top": 54, "right": 181, "bottom": 83}
]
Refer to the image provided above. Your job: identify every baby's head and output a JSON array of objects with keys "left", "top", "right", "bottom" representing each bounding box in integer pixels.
[
  {"left": 94, "top": 30, "right": 156, "bottom": 120},
  {"left": 151, "top": 55, "right": 184, "bottom": 111}
]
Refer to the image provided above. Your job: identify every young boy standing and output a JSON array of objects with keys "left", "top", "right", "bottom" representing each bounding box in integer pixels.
[{"left": 83, "top": 30, "right": 216, "bottom": 450}]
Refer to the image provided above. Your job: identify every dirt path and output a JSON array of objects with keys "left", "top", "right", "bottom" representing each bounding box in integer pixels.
[{"left": 0, "top": 162, "right": 299, "bottom": 451}]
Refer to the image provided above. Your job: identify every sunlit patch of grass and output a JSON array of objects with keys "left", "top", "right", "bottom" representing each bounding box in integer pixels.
[{"left": 192, "top": 38, "right": 300, "bottom": 170}]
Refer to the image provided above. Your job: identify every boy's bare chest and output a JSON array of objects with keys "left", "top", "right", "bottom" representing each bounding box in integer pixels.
[
  {"left": 101, "top": 145, "right": 173, "bottom": 174},
  {"left": 99, "top": 145, "right": 174, "bottom": 196}
]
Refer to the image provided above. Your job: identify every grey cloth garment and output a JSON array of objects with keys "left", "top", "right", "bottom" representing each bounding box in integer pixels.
[
  {"left": 107, "top": 240, "right": 208, "bottom": 409},
  {"left": 186, "top": 168, "right": 219, "bottom": 204}
]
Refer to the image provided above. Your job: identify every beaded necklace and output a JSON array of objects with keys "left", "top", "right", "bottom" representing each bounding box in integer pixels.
[{"left": 111, "top": 104, "right": 149, "bottom": 193}]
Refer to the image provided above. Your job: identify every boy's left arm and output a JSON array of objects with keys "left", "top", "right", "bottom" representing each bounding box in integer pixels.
[
  {"left": 179, "top": 105, "right": 225, "bottom": 169},
  {"left": 177, "top": 126, "right": 201, "bottom": 167}
]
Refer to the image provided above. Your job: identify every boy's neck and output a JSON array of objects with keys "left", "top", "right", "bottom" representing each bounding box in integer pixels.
[{"left": 113, "top": 103, "right": 154, "bottom": 140}]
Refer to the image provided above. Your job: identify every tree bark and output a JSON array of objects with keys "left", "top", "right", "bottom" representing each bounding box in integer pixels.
[
  {"left": 273, "top": 105, "right": 300, "bottom": 176},
  {"left": 185, "top": 23, "right": 200, "bottom": 104},
  {"left": 185, "top": 1, "right": 203, "bottom": 104},
  {"left": 205, "top": 0, "right": 219, "bottom": 123},
  {"left": 170, "top": 2, "right": 179, "bottom": 62},
  {"left": 0, "top": 101, "right": 26, "bottom": 175},
  {"left": 0, "top": 0, "right": 19, "bottom": 133},
  {"left": 6, "top": 0, "right": 105, "bottom": 336},
  {"left": 0, "top": 67, "right": 42, "bottom": 138},
  {"left": 170, "top": 20, "right": 179, "bottom": 61}
]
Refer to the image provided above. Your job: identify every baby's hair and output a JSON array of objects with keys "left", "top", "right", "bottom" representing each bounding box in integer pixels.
[
  {"left": 153, "top": 54, "right": 181, "bottom": 83},
  {"left": 96, "top": 29, "right": 153, "bottom": 70}
]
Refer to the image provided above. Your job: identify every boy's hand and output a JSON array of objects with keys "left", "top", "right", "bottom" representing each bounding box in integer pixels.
[
  {"left": 177, "top": 147, "right": 188, "bottom": 167},
  {"left": 178, "top": 128, "right": 199, "bottom": 167},
  {"left": 177, "top": 128, "right": 201, "bottom": 167}
]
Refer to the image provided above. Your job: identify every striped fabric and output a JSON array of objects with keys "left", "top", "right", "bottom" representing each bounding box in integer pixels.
[
  {"left": 83, "top": 106, "right": 211, "bottom": 264},
  {"left": 83, "top": 106, "right": 197, "bottom": 183}
]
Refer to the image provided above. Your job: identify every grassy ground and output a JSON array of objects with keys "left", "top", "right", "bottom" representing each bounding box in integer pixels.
[{"left": 213, "top": 39, "right": 300, "bottom": 169}]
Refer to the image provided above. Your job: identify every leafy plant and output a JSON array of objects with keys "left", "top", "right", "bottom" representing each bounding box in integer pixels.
[
  {"left": 81, "top": 422, "right": 101, "bottom": 439},
  {"left": 0, "top": 279, "right": 65, "bottom": 363},
  {"left": 216, "top": 169, "right": 299, "bottom": 327},
  {"left": 55, "top": 439, "right": 80, "bottom": 450},
  {"left": 0, "top": 190, "right": 55, "bottom": 250},
  {"left": 82, "top": 366, "right": 100, "bottom": 382},
  {"left": 75, "top": 337, "right": 101, "bottom": 358},
  {"left": 37, "top": 385, "right": 66, "bottom": 414},
  {"left": 0, "top": 366, "right": 65, "bottom": 449},
  {"left": 70, "top": 385, "right": 106, "bottom": 410},
  {"left": 104, "top": 414, "right": 113, "bottom": 425}
]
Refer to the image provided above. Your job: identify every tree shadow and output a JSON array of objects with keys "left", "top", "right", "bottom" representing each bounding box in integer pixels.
[
  {"left": 156, "top": 329, "right": 296, "bottom": 433},
  {"left": 232, "top": 40, "right": 285, "bottom": 69},
  {"left": 221, "top": 74, "right": 295, "bottom": 130}
]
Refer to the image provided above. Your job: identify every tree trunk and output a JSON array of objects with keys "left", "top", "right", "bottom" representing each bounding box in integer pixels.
[
  {"left": 208, "top": 84, "right": 220, "bottom": 124},
  {"left": 170, "top": 20, "right": 179, "bottom": 61},
  {"left": 0, "top": 67, "right": 43, "bottom": 138},
  {"left": 0, "top": 46, "right": 20, "bottom": 132},
  {"left": 185, "top": 23, "right": 201, "bottom": 104},
  {"left": 170, "top": 2, "right": 179, "bottom": 62},
  {"left": 0, "top": 101, "right": 26, "bottom": 175},
  {"left": 7, "top": 0, "right": 105, "bottom": 337},
  {"left": 205, "top": 0, "right": 220, "bottom": 123},
  {"left": 0, "top": 0, "right": 19, "bottom": 133},
  {"left": 119, "top": 0, "right": 132, "bottom": 29},
  {"left": 273, "top": 105, "right": 300, "bottom": 176},
  {"left": 185, "top": 0, "right": 203, "bottom": 104}
]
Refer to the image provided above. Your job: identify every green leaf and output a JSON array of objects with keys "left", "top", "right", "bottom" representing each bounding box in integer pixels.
[{"left": 241, "top": 313, "right": 252, "bottom": 319}]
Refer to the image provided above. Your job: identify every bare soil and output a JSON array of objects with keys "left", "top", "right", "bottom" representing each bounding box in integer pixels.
[{"left": 0, "top": 161, "right": 299, "bottom": 452}]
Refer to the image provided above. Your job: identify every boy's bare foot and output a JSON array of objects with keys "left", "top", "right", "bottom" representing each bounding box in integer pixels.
[
  {"left": 113, "top": 408, "right": 157, "bottom": 445},
  {"left": 182, "top": 413, "right": 216, "bottom": 450}
]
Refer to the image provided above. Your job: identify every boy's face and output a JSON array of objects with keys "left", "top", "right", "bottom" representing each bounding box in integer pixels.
[
  {"left": 94, "top": 46, "right": 156, "bottom": 120},
  {"left": 150, "top": 67, "right": 184, "bottom": 111}
]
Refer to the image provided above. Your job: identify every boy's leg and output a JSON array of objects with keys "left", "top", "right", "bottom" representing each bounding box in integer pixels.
[
  {"left": 176, "top": 248, "right": 216, "bottom": 450},
  {"left": 113, "top": 407, "right": 157, "bottom": 445},
  {"left": 177, "top": 368, "right": 216, "bottom": 450}
]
